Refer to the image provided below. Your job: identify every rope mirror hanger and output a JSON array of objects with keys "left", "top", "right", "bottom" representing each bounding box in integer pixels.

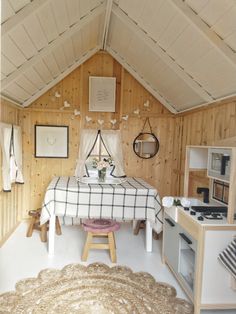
[{"left": 133, "top": 117, "right": 160, "bottom": 159}]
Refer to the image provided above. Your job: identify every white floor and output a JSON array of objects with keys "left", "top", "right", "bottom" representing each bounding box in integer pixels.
[
  {"left": 1, "top": 222, "right": 235, "bottom": 313},
  {"left": 0, "top": 221, "right": 187, "bottom": 301}
]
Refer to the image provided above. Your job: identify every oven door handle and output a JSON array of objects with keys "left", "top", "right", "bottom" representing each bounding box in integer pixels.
[
  {"left": 165, "top": 218, "right": 175, "bottom": 227},
  {"left": 179, "top": 233, "right": 192, "bottom": 245}
]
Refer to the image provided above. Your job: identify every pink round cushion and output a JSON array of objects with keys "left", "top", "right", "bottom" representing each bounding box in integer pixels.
[{"left": 83, "top": 219, "right": 120, "bottom": 233}]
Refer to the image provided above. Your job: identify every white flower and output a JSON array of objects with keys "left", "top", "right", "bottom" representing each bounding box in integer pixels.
[
  {"left": 97, "top": 160, "right": 109, "bottom": 170},
  {"left": 92, "top": 158, "right": 113, "bottom": 170}
]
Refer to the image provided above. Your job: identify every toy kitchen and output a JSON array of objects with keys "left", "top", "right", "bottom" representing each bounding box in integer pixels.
[{"left": 162, "top": 145, "right": 236, "bottom": 314}]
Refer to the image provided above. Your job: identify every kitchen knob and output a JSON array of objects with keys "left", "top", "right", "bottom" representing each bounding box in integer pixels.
[
  {"left": 198, "top": 216, "right": 204, "bottom": 221},
  {"left": 184, "top": 207, "right": 190, "bottom": 211},
  {"left": 190, "top": 211, "right": 196, "bottom": 215}
]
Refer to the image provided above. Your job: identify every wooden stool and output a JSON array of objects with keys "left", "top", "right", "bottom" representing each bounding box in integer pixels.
[
  {"left": 26, "top": 208, "right": 61, "bottom": 242},
  {"left": 133, "top": 220, "right": 161, "bottom": 240},
  {"left": 82, "top": 219, "right": 120, "bottom": 263}
]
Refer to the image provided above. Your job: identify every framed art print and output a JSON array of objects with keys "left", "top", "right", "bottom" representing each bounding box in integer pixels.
[
  {"left": 35, "top": 125, "right": 69, "bottom": 158},
  {"left": 89, "top": 76, "right": 116, "bottom": 112}
]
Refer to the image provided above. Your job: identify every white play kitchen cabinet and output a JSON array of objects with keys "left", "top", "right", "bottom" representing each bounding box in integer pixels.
[{"left": 163, "top": 145, "right": 236, "bottom": 314}]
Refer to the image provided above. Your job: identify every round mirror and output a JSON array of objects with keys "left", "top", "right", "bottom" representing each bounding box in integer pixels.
[{"left": 133, "top": 132, "right": 159, "bottom": 159}]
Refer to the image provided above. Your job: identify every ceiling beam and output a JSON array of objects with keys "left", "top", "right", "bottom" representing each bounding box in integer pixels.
[
  {"left": 169, "top": 0, "right": 236, "bottom": 69},
  {"left": 179, "top": 92, "right": 236, "bottom": 114},
  {"left": 0, "top": 94, "right": 22, "bottom": 107},
  {"left": 107, "top": 46, "right": 177, "bottom": 114},
  {"left": 23, "top": 46, "right": 101, "bottom": 107},
  {"left": 112, "top": 5, "right": 213, "bottom": 103},
  {"left": 1, "top": 0, "right": 50, "bottom": 36},
  {"left": 1, "top": 4, "right": 105, "bottom": 91},
  {"left": 102, "top": 0, "right": 113, "bottom": 49}
]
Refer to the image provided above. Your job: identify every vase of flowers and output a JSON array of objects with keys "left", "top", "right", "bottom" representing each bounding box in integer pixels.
[
  {"left": 92, "top": 158, "right": 113, "bottom": 182},
  {"left": 98, "top": 167, "right": 106, "bottom": 182}
]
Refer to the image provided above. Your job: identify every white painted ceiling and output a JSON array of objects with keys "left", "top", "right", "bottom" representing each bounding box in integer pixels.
[{"left": 1, "top": 0, "right": 236, "bottom": 113}]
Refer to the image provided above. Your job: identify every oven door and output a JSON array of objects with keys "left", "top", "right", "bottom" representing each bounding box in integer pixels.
[{"left": 178, "top": 227, "right": 197, "bottom": 295}]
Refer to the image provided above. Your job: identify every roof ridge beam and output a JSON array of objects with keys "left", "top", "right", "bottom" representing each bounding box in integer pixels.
[
  {"left": 107, "top": 46, "right": 177, "bottom": 114},
  {"left": 1, "top": 4, "right": 105, "bottom": 91},
  {"left": 169, "top": 0, "right": 236, "bottom": 68},
  {"left": 112, "top": 4, "right": 213, "bottom": 103},
  {"left": 22, "top": 46, "right": 101, "bottom": 107},
  {"left": 1, "top": 0, "right": 50, "bottom": 36},
  {"left": 102, "top": 0, "right": 113, "bottom": 49}
]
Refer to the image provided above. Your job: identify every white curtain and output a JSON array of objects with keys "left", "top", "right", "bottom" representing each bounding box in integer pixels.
[
  {"left": 74, "top": 129, "right": 98, "bottom": 178},
  {"left": 0, "top": 123, "right": 24, "bottom": 191},
  {"left": 13, "top": 125, "right": 24, "bottom": 184},
  {"left": 101, "top": 130, "right": 126, "bottom": 177}
]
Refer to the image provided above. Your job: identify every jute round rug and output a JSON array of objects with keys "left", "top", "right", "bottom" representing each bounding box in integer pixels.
[{"left": 0, "top": 263, "right": 193, "bottom": 313}]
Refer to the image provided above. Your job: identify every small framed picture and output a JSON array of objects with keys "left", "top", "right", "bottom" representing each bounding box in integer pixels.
[
  {"left": 35, "top": 125, "right": 69, "bottom": 158},
  {"left": 89, "top": 76, "right": 116, "bottom": 112}
]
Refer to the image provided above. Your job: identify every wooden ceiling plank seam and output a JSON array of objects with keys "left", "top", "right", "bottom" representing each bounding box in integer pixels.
[
  {"left": 24, "top": 68, "right": 45, "bottom": 90},
  {"left": 34, "top": 59, "right": 55, "bottom": 84},
  {"left": 65, "top": 0, "right": 80, "bottom": 27},
  {"left": 118, "top": 0, "right": 146, "bottom": 28},
  {"left": 211, "top": 7, "right": 236, "bottom": 46},
  {"left": 179, "top": 92, "right": 236, "bottom": 114},
  {"left": 71, "top": 32, "right": 83, "bottom": 61},
  {"left": 97, "top": 14, "right": 105, "bottom": 45},
  {"left": 106, "top": 46, "right": 177, "bottom": 114},
  {"left": 22, "top": 14, "right": 48, "bottom": 51},
  {"left": 1, "top": 54, "right": 17, "bottom": 76},
  {"left": 1, "top": 0, "right": 15, "bottom": 24},
  {"left": 22, "top": 45, "right": 101, "bottom": 107},
  {"left": 197, "top": 0, "right": 235, "bottom": 28},
  {"left": 108, "top": 16, "right": 133, "bottom": 56},
  {"left": 15, "top": 75, "right": 39, "bottom": 95},
  {"left": 5, "top": 81, "right": 31, "bottom": 100},
  {"left": 185, "top": 0, "right": 209, "bottom": 14},
  {"left": 14, "top": 80, "right": 36, "bottom": 98},
  {"left": 224, "top": 32, "right": 236, "bottom": 52},
  {"left": 102, "top": 0, "right": 113, "bottom": 49},
  {"left": 143, "top": 1, "right": 177, "bottom": 42},
  {"left": 0, "top": 94, "right": 23, "bottom": 107},
  {"left": 1, "top": 4, "right": 105, "bottom": 91},
  {"left": 62, "top": 38, "right": 76, "bottom": 67},
  {"left": 136, "top": 0, "right": 165, "bottom": 35},
  {"left": 81, "top": 25, "right": 91, "bottom": 55},
  {"left": 157, "top": 13, "right": 189, "bottom": 51},
  {"left": 50, "top": 0, "right": 70, "bottom": 35},
  {"left": 8, "top": 26, "right": 38, "bottom": 61},
  {"left": 169, "top": 0, "right": 236, "bottom": 69},
  {"left": 37, "top": 2, "right": 59, "bottom": 43},
  {"left": 21, "top": 23, "right": 43, "bottom": 56},
  {"left": 41, "top": 57, "right": 58, "bottom": 81},
  {"left": 1, "top": 35, "right": 27, "bottom": 67},
  {"left": 1, "top": 73, "right": 6, "bottom": 80},
  {"left": 111, "top": 4, "right": 213, "bottom": 102},
  {"left": 79, "top": 0, "right": 92, "bottom": 19},
  {"left": 1, "top": 0, "right": 50, "bottom": 36},
  {"left": 42, "top": 53, "right": 61, "bottom": 78},
  {"left": 32, "top": 62, "right": 50, "bottom": 85},
  {"left": 8, "top": 0, "right": 31, "bottom": 13}
]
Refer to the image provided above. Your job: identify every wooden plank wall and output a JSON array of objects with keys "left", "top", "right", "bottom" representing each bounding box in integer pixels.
[
  {"left": 171, "top": 102, "right": 236, "bottom": 196},
  {"left": 0, "top": 99, "right": 23, "bottom": 245},
  {"left": 20, "top": 52, "right": 175, "bottom": 218},
  {"left": 1, "top": 51, "right": 236, "bottom": 245}
]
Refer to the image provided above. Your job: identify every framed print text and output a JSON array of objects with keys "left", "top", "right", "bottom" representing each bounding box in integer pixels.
[{"left": 89, "top": 76, "right": 116, "bottom": 112}]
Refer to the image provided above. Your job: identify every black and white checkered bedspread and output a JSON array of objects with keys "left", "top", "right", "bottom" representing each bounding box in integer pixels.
[{"left": 40, "top": 176, "right": 162, "bottom": 230}]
